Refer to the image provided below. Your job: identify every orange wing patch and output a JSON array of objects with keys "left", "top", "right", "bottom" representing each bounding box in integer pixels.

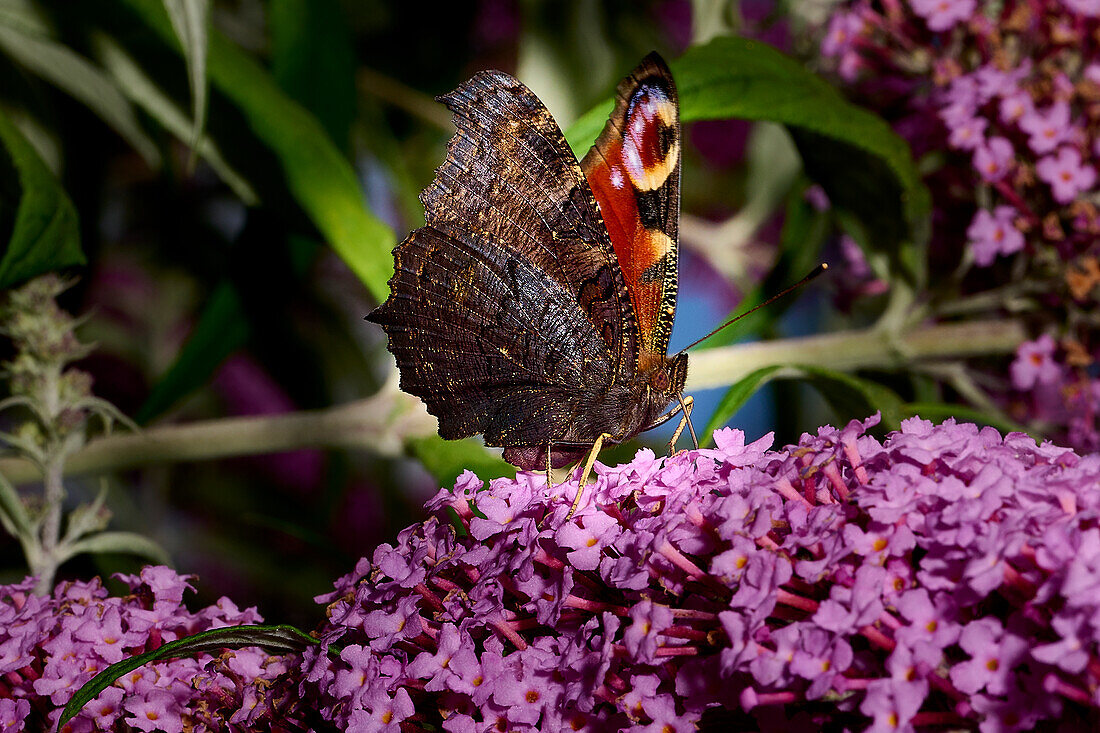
[{"left": 581, "top": 54, "right": 681, "bottom": 370}]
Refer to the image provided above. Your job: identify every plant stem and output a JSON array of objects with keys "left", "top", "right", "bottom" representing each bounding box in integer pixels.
[
  {"left": 32, "top": 455, "right": 65, "bottom": 594},
  {"left": 0, "top": 378, "right": 436, "bottom": 484},
  {"left": 686, "top": 318, "right": 1027, "bottom": 390},
  {"left": 0, "top": 320, "right": 1027, "bottom": 484}
]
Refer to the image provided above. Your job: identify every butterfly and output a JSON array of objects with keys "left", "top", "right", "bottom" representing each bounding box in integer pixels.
[{"left": 368, "top": 53, "right": 695, "bottom": 493}]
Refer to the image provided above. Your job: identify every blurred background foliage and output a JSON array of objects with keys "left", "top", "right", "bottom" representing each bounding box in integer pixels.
[{"left": 0, "top": 0, "right": 979, "bottom": 625}]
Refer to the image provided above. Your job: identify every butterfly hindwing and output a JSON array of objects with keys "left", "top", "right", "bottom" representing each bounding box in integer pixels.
[
  {"left": 581, "top": 53, "right": 681, "bottom": 371},
  {"left": 368, "top": 223, "right": 620, "bottom": 449}
]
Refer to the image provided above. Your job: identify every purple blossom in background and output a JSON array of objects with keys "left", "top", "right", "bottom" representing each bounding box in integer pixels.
[
  {"left": 973, "top": 136, "right": 1014, "bottom": 182},
  {"left": 1019, "top": 102, "right": 1072, "bottom": 155},
  {"left": 967, "top": 206, "right": 1025, "bottom": 266},
  {"left": 818, "top": 0, "right": 1100, "bottom": 451},
  {"left": 910, "top": 0, "right": 975, "bottom": 32},
  {"left": 1036, "top": 147, "right": 1098, "bottom": 203},
  {"left": 301, "top": 417, "right": 1100, "bottom": 731},
  {"left": 1010, "top": 334, "right": 1062, "bottom": 390},
  {"left": 1063, "top": 0, "right": 1100, "bottom": 18}
]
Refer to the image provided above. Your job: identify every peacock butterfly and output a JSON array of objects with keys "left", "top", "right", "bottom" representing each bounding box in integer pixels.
[{"left": 368, "top": 53, "right": 693, "bottom": 474}]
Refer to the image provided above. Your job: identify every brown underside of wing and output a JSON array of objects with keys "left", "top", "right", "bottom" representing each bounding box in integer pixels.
[
  {"left": 369, "top": 224, "right": 628, "bottom": 448},
  {"left": 368, "top": 64, "right": 681, "bottom": 464}
]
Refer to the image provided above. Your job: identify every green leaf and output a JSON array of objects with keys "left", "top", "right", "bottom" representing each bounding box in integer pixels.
[
  {"left": 133, "top": 284, "right": 243, "bottom": 423},
  {"left": 409, "top": 435, "right": 515, "bottom": 489},
  {"left": 564, "top": 37, "right": 930, "bottom": 281},
  {"left": 0, "top": 13, "right": 160, "bottom": 167},
  {"left": 57, "top": 624, "right": 318, "bottom": 731},
  {"left": 702, "top": 365, "right": 783, "bottom": 445},
  {"left": 136, "top": 281, "right": 248, "bottom": 423},
  {"left": 95, "top": 33, "right": 257, "bottom": 204},
  {"left": 0, "top": 470, "right": 33, "bottom": 544},
  {"left": 0, "top": 110, "right": 84, "bottom": 289},
  {"left": 59, "top": 530, "right": 171, "bottom": 565},
  {"left": 161, "top": 0, "right": 209, "bottom": 163},
  {"left": 120, "top": 0, "right": 395, "bottom": 303},
  {"left": 902, "top": 401, "right": 1033, "bottom": 438},
  {"left": 794, "top": 365, "right": 905, "bottom": 429},
  {"left": 269, "top": 0, "right": 356, "bottom": 152}
]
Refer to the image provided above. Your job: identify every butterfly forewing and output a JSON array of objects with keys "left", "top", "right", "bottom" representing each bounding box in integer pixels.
[
  {"left": 581, "top": 53, "right": 681, "bottom": 370},
  {"left": 422, "top": 71, "right": 639, "bottom": 374}
]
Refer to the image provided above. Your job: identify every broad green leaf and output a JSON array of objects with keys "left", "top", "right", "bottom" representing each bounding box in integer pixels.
[
  {"left": 95, "top": 33, "right": 258, "bottom": 204},
  {"left": 59, "top": 530, "right": 171, "bottom": 565},
  {"left": 270, "top": 0, "right": 356, "bottom": 152},
  {"left": 120, "top": 0, "right": 395, "bottom": 303},
  {"left": 409, "top": 435, "right": 515, "bottom": 489},
  {"left": 0, "top": 110, "right": 84, "bottom": 288},
  {"left": 58, "top": 624, "right": 318, "bottom": 730},
  {"left": 794, "top": 364, "right": 905, "bottom": 429},
  {"left": 136, "top": 281, "right": 248, "bottom": 423},
  {"left": 565, "top": 37, "right": 930, "bottom": 282},
  {"left": 0, "top": 16, "right": 159, "bottom": 167},
  {"left": 162, "top": 0, "right": 209, "bottom": 162},
  {"left": 902, "top": 401, "right": 1032, "bottom": 438},
  {"left": 702, "top": 365, "right": 783, "bottom": 445}
]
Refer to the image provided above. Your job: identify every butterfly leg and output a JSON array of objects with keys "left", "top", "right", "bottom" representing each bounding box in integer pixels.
[
  {"left": 545, "top": 442, "right": 553, "bottom": 488},
  {"left": 564, "top": 432, "right": 612, "bottom": 522},
  {"left": 667, "top": 395, "right": 697, "bottom": 453}
]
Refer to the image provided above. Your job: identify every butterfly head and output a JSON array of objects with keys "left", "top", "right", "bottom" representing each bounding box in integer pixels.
[{"left": 647, "top": 351, "right": 688, "bottom": 405}]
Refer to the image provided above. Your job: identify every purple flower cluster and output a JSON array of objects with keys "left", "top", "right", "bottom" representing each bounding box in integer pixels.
[
  {"left": 303, "top": 416, "right": 1100, "bottom": 731},
  {"left": 0, "top": 567, "right": 305, "bottom": 732},
  {"left": 819, "top": 0, "right": 1100, "bottom": 451}
]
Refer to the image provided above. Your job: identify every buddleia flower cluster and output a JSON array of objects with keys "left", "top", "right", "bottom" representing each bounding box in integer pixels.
[
  {"left": 302, "top": 415, "right": 1100, "bottom": 731},
  {"left": 0, "top": 566, "right": 310, "bottom": 732},
  {"left": 818, "top": 0, "right": 1100, "bottom": 451}
]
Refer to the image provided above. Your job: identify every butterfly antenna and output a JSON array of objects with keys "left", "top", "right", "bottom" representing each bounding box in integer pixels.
[{"left": 680, "top": 264, "right": 828, "bottom": 352}]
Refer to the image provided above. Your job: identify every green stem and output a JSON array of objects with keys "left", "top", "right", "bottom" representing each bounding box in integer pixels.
[
  {"left": 686, "top": 318, "right": 1027, "bottom": 390},
  {"left": 0, "top": 379, "right": 435, "bottom": 484},
  {"left": 32, "top": 454, "right": 64, "bottom": 594}
]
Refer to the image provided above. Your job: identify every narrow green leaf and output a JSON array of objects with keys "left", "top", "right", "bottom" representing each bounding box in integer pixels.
[
  {"left": 564, "top": 37, "right": 930, "bottom": 281},
  {"left": 794, "top": 365, "right": 905, "bottom": 429},
  {"left": 0, "top": 110, "right": 84, "bottom": 288},
  {"left": 136, "top": 281, "right": 248, "bottom": 423},
  {"left": 409, "top": 435, "right": 515, "bottom": 489},
  {"left": 0, "top": 470, "right": 33, "bottom": 542},
  {"left": 59, "top": 530, "right": 171, "bottom": 565},
  {"left": 0, "top": 19, "right": 159, "bottom": 167},
  {"left": 702, "top": 365, "right": 783, "bottom": 446},
  {"left": 95, "top": 33, "right": 258, "bottom": 204},
  {"left": 902, "top": 402, "right": 1033, "bottom": 438},
  {"left": 58, "top": 624, "right": 318, "bottom": 730},
  {"left": 161, "top": 0, "right": 209, "bottom": 162},
  {"left": 120, "top": 0, "right": 395, "bottom": 302}
]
